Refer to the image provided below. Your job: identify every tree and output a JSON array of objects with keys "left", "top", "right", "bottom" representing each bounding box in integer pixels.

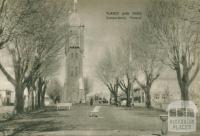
[
  {"left": 96, "top": 47, "right": 119, "bottom": 106},
  {"left": 1, "top": 35, "right": 36, "bottom": 113},
  {"left": 118, "top": 73, "right": 132, "bottom": 107},
  {"left": 0, "top": 0, "right": 24, "bottom": 49},
  {"left": 97, "top": 38, "right": 135, "bottom": 107},
  {"left": 132, "top": 24, "right": 163, "bottom": 108},
  {"left": 0, "top": 0, "right": 69, "bottom": 113},
  {"left": 144, "top": 0, "right": 200, "bottom": 101},
  {"left": 0, "top": 0, "right": 31, "bottom": 112},
  {"left": 117, "top": 38, "right": 135, "bottom": 107},
  {"left": 84, "top": 77, "right": 93, "bottom": 102},
  {"left": 19, "top": 0, "right": 68, "bottom": 110},
  {"left": 47, "top": 79, "right": 62, "bottom": 104}
]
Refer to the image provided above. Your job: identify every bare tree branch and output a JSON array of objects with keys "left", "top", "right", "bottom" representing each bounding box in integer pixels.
[{"left": 0, "top": 62, "right": 16, "bottom": 85}]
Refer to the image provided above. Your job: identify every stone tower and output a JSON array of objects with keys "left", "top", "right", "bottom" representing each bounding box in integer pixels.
[{"left": 63, "top": 0, "right": 85, "bottom": 103}]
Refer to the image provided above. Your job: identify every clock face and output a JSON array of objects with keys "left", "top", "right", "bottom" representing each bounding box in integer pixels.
[{"left": 69, "top": 35, "right": 79, "bottom": 47}]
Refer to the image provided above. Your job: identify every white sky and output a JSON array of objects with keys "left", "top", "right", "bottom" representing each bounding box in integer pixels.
[{"left": 0, "top": 0, "right": 200, "bottom": 97}]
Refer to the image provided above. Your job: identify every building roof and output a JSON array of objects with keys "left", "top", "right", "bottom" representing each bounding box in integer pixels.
[{"left": 68, "top": 0, "right": 81, "bottom": 26}]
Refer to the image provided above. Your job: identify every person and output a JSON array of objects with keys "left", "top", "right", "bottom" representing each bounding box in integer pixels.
[{"left": 90, "top": 98, "right": 93, "bottom": 106}]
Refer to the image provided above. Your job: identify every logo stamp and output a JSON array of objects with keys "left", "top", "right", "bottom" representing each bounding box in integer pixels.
[{"left": 167, "top": 101, "right": 198, "bottom": 132}]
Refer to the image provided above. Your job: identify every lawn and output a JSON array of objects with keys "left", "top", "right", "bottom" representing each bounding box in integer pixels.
[{"left": 0, "top": 104, "right": 199, "bottom": 136}]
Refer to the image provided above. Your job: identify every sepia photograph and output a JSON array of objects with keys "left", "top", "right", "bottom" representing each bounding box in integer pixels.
[{"left": 0, "top": 0, "right": 200, "bottom": 135}]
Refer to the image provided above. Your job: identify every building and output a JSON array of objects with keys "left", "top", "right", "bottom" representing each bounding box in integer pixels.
[
  {"left": 62, "top": 0, "right": 85, "bottom": 103},
  {"left": 133, "top": 88, "right": 145, "bottom": 106},
  {"left": 0, "top": 90, "right": 14, "bottom": 106},
  {"left": 151, "top": 90, "right": 171, "bottom": 110}
]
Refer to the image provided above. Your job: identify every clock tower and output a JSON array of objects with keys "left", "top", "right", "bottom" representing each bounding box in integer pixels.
[{"left": 63, "top": 0, "right": 85, "bottom": 103}]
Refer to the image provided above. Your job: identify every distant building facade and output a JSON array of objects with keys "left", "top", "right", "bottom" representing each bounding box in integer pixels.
[
  {"left": 133, "top": 88, "right": 145, "bottom": 106},
  {"left": 151, "top": 91, "right": 171, "bottom": 110},
  {"left": 62, "top": 1, "right": 85, "bottom": 103},
  {"left": 0, "top": 90, "right": 14, "bottom": 106}
]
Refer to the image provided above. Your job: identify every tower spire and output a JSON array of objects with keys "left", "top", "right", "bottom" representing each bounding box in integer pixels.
[{"left": 73, "top": 0, "right": 78, "bottom": 12}]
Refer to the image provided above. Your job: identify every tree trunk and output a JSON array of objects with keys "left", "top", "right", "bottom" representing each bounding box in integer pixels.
[
  {"left": 15, "top": 83, "right": 25, "bottom": 113},
  {"left": 31, "top": 90, "right": 35, "bottom": 110},
  {"left": 176, "top": 66, "right": 190, "bottom": 101},
  {"left": 28, "top": 90, "right": 31, "bottom": 112},
  {"left": 114, "top": 94, "right": 118, "bottom": 106},
  {"left": 107, "top": 83, "right": 118, "bottom": 106},
  {"left": 145, "top": 88, "right": 151, "bottom": 108},
  {"left": 37, "top": 90, "right": 41, "bottom": 109},
  {"left": 126, "top": 89, "right": 131, "bottom": 107},
  {"left": 35, "top": 88, "right": 38, "bottom": 109},
  {"left": 41, "top": 83, "right": 47, "bottom": 108},
  {"left": 32, "top": 84, "right": 36, "bottom": 110},
  {"left": 37, "top": 77, "right": 43, "bottom": 109},
  {"left": 181, "top": 83, "right": 189, "bottom": 100},
  {"left": 118, "top": 79, "right": 131, "bottom": 107}
]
